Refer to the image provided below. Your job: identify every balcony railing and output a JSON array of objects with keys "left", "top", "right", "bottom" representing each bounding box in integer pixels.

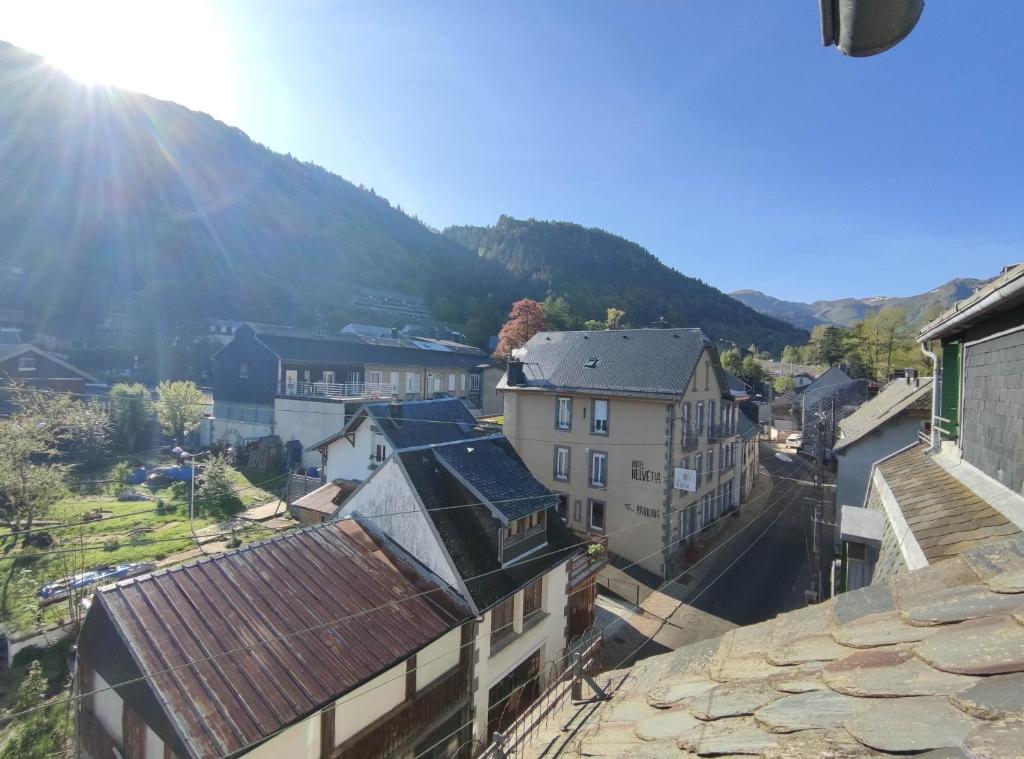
[
  {"left": 278, "top": 380, "right": 397, "bottom": 400},
  {"left": 707, "top": 423, "right": 736, "bottom": 441}
]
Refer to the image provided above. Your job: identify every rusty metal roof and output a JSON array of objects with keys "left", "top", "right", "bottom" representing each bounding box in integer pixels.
[{"left": 80, "top": 519, "right": 471, "bottom": 758}]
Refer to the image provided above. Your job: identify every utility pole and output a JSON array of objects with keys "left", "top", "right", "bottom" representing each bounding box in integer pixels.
[{"left": 809, "top": 416, "right": 826, "bottom": 602}]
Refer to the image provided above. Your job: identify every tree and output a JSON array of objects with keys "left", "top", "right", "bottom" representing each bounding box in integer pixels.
[
  {"left": 65, "top": 399, "right": 111, "bottom": 467},
  {"left": 493, "top": 299, "right": 547, "bottom": 358},
  {"left": 741, "top": 356, "right": 766, "bottom": 389},
  {"left": 155, "top": 381, "right": 206, "bottom": 441},
  {"left": 195, "top": 455, "right": 239, "bottom": 517},
  {"left": 15, "top": 661, "right": 46, "bottom": 712},
  {"left": 773, "top": 375, "right": 797, "bottom": 393},
  {"left": 605, "top": 307, "right": 626, "bottom": 330},
  {"left": 3, "top": 659, "right": 63, "bottom": 759},
  {"left": 542, "top": 295, "right": 578, "bottom": 331},
  {"left": 583, "top": 319, "right": 605, "bottom": 330},
  {"left": 110, "top": 383, "right": 153, "bottom": 451},
  {"left": 781, "top": 345, "right": 802, "bottom": 364},
  {"left": 720, "top": 348, "right": 743, "bottom": 376},
  {"left": 809, "top": 325, "right": 846, "bottom": 366}
]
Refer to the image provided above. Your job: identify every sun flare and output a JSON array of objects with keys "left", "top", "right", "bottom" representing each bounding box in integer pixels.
[{"left": 0, "top": 0, "right": 240, "bottom": 120}]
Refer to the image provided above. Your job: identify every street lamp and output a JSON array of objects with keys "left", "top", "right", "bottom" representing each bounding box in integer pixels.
[{"left": 820, "top": 0, "right": 925, "bottom": 57}]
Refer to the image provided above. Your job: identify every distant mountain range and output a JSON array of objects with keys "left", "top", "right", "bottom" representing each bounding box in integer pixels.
[
  {"left": 0, "top": 40, "right": 807, "bottom": 354},
  {"left": 730, "top": 277, "right": 990, "bottom": 331}
]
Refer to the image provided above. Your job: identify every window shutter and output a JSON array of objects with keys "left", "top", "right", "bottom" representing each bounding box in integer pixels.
[{"left": 940, "top": 343, "right": 960, "bottom": 437}]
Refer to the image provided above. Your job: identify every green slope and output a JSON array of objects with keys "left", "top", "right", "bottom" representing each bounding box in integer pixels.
[{"left": 445, "top": 217, "right": 808, "bottom": 354}]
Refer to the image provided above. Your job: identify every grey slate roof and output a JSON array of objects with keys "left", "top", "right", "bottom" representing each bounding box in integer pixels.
[
  {"left": 833, "top": 377, "right": 932, "bottom": 453},
  {"left": 738, "top": 412, "right": 759, "bottom": 440},
  {"left": 435, "top": 438, "right": 561, "bottom": 521},
  {"left": 869, "top": 444, "right": 1020, "bottom": 565},
  {"left": 309, "top": 397, "right": 489, "bottom": 451},
  {"left": 725, "top": 371, "right": 750, "bottom": 396},
  {"left": 802, "top": 364, "right": 853, "bottom": 394},
  {"left": 397, "top": 444, "right": 583, "bottom": 610},
  {"left": 529, "top": 534, "right": 1024, "bottom": 757},
  {"left": 504, "top": 328, "right": 728, "bottom": 400},
  {"left": 0, "top": 343, "right": 101, "bottom": 383}
]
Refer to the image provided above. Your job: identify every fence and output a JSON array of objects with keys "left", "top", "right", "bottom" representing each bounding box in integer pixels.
[
  {"left": 480, "top": 630, "right": 603, "bottom": 759},
  {"left": 278, "top": 380, "right": 396, "bottom": 400}
]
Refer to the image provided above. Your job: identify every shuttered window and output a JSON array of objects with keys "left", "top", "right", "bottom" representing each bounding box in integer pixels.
[{"left": 940, "top": 342, "right": 960, "bottom": 437}]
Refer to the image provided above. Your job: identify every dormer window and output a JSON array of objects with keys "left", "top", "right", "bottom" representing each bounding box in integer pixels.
[
  {"left": 502, "top": 510, "right": 548, "bottom": 564},
  {"left": 17, "top": 356, "right": 35, "bottom": 372},
  {"left": 584, "top": 358, "right": 599, "bottom": 368}
]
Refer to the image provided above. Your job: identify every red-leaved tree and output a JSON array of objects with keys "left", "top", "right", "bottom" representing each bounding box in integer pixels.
[{"left": 494, "top": 299, "right": 547, "bottom": 358}]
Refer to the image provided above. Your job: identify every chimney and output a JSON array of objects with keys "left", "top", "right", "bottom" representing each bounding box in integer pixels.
[{"left": 507, "top": 359, "right": 526, "bottom": 387}]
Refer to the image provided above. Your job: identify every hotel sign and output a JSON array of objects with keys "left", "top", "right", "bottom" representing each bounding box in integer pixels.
[
  {"left": 631, "top": 459, "right": 662, "bottom": 485},
  {"left": 673, "top": 467, "right": 697, "bottom": 492}
]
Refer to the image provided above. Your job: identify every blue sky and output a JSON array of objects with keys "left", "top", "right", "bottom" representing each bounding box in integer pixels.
[{"left": 8, "top": 1, "right": 1024, "bottom": 302}]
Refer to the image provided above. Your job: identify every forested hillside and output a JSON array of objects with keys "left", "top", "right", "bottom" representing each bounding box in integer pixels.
[
  {"left": 1, "top": 41, "right": 804, "bottom": 354},
  {"left": 445, "top": 217, "right": 808, "bottom": 353}
]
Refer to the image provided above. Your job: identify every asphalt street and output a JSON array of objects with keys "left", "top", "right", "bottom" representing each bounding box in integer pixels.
[{"left": 682, "top": 446, "right": 822, "bottom": 626}]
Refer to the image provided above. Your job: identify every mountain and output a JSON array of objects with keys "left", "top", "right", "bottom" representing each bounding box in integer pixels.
[
  {"left": 731, "top": 277, "right": 990, "bottom": 331},
  {"left": 0, "top": 41, "right": 804, "bottom": 355},
  {"left": 444, "top": 218, "right": 808, "bottom": 353}
]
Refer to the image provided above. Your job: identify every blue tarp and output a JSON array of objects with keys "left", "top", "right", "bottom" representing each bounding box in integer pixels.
[{"left": 127, "top": 467, "right": 147, "bottom": 485}]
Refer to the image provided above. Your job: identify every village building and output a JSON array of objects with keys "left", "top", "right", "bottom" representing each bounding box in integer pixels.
[
  {"left": 0, "top": 343, "right": 101, "bottom": 411},
  {"left": 737, "top": 411, "right": 760, "bottom": 501},
  {"left": 76, "top": 519, "right": 475, "bottom": 759},
  {"left": 498, "top": 328, "right": 743, "bottom": 580},
  {"left": 333, "top": 434, "right": 600, "bottom": 745},
  {"left": 832, "top": 374, "right": 932, "bottom": 530},
  {"left": 841, "top": 263, "right": 1024, "bottom": 592},
  {"left": 207, "top": 323, "right": 488, "bottom": 466}
]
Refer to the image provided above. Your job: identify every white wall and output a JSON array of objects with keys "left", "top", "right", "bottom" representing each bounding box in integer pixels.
[
  {"left": 416, "top": 627, "right": 461, "bottom": 690},
  {"left": 337, "top": 460, "right": 460, "bottom": 589},
  {"left": 92, "top": 671, "right": 123, "bottom": 745},
  {"left": 206, "top": 417, "right": 275, "bottom": 447},
  {"left": 274, "top": 397, "right": 350, "bottom": 468},
  {"left": 324, "top": 417, "right": 379, "bottom": 482},
  {"left": 144, "top": 726, "right": 164, "bottom": 759},
  {"left": 334, "top": 662, "right": 407, "bottom": 744},
  {"left": 471, "top": 562, "right": 569, "bottom": 744},
  {"left": 247, "top": 713, "right": 320, "bottom": 759}
]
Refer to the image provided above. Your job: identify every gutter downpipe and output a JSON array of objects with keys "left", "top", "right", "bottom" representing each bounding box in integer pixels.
[{"left": 919, "top": 340, "right": 941, "bottom": 453}]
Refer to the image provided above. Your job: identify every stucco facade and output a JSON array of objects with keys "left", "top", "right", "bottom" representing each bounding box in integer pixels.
[{"left": 503, "top": 347, "right": 739, "bottom": 579}]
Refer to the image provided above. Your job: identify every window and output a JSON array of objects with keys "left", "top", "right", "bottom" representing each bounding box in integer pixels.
[
  {"left": 322, "top": 370, "right": 335, "bottom": 384},
  {"left": 554, "top": 446, "right": 570, "bottom": 481},
  {"left": 940, "top": 342, "right": 961, "bottom": 437},
  {"left": 303, "top": 369, "right": 311, "bottom": 382},
  {"left": 351, "top": 370, "right": 362, "bottom": 384},
  {"left": 470, "top": 374, "right": 481, "bottom": 392},
  {"left": 557, "top": 494, "right": 568, "bottom": 522},
  {"left": 527, "top": 510, "right": 544, "bottom": 531},
  {"left": 590, "top": 451, "right": 608, "bottom": 488},
  {"left": 373, "top": 443, "right": 387, "bottom": 463},
  {"left": 573, "top": 499, "right": 582, "bottom": 522},
  {"left": 238, "top": 362, "right": 249, "bottom": 379},
  {"left": 556, "top": 397, "right": 572, "bottom": 430},
  {"left": 707, "top": 449, "right": 714, "bottom": 481},
  {"left": 592, "top": 399, "right": 609, "bottom": 434},
  {"left": 407, "top": 373, "right": 420, "bottom": 393},
  {"left": 448, "top": 374, "right": 456, "bottom": 391},
  {"left": 708, "top": 401, "right": 716, "bottom": 437},
  {"left": 369, "top": 370, "right": 383, "bottom": 385},
  {"left": 695, "top": 453, "right": 703, "bottom": 480},
  {"left": 847, "top": 542, "right": 867, "bottom": 561},
  {"left": 696, "top": 402, "right": 705, "bottom": 433},
  {"left": 506, "top": 518, "right": 523, "bottom": 540},
  {"left": 682, "top": 401, "right": 692, "bottom": 444},
  {"left": 491, "top": 597, "right": 515, "bottom": 639},
  {"left": 523, "top": 578, "right": 543, "bottom": 618},
  {"left": 17, "top": 356, "right": 35, "bottom": 372},
  {"left": 588, "top": 499, "right": 606, "bottom": 532},
  {"left": 460, "top": 374, "right": 466, "bottom": 392},
  {"left": 702, "top": 494, "right": 713, "bottom": 525}
]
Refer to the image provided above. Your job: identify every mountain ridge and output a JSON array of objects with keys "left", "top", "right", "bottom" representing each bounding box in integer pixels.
[
  {"left": 731, "top": 277, "right": 990, "bottom": 331},
  {"left": 0, "top": 40, "right": 804, "bottom": 354}
]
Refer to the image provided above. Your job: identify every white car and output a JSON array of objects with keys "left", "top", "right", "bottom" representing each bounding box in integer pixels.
[{"left": 785, "top": 434, "right": 803, "bottom": 450}]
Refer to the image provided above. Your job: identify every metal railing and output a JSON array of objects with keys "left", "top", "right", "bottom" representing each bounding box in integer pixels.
[{"left": 278, "top": 380, "right": 397, "bottom": 400}]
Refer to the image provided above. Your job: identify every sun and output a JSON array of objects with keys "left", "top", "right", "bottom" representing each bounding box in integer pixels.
[{"left": 0, "top": 0, "right": 240, "bottom": 121}]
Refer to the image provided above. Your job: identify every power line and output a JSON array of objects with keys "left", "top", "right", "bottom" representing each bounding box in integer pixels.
[{"left": 3, "top": 456, "right": 806, "bottom": 734}]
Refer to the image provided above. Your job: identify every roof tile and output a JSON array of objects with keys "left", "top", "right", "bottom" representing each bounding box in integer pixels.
[
  {"left": 914, "top": 614, "right": 1024, "bottom": 675},
  {"left": 675, "top": 716, "right": 781, "bottom": 755},
  {"left": 822, "top": 648, "right": 978, "bottom": 697},
  {"left": 902, "top": 585, "right": 1024, "bottom": 625},
  {"left": 688, "top": 681, "right": 783, "bottom": 720},
  {"left": 950, "top": 672, "right": 1024, "bottom": 720},
  {"left": 963, "top": 718, "right": 1024, "bottom": 758},
  {"left": 843, "top": 696, "right": 977, "bottom": 753},
  {"left": 753, "top": 690, "right": 871, "bottom": 733},
  {"left": 832, "top": 610, "right": 940, "bottom": 648}
]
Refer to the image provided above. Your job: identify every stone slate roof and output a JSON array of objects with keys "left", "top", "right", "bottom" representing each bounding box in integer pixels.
[
  {"left": 725, "top": 371, "right": 750, "bottom": 396},
  {"left": 0, "top": 343, "right": 101, "bottom": 383},
  {"left": 435, "top": 438, "right": 561, "bottom": 521},
  {"left": 504, "top": 328, "right": 729, "bottom": 400},
  {"left": 833, "top": 377, "right": 932, "bottom": 453},
  {"left": 397, "top": 444, "right": 583, "bottom": 611},
  {"left": 77, "top": 519, "right": 471, "bottom": 759},
  {"left": 800, "top": 364, "right": 853, "bottom": 394},
  {"left": 872, "top": 444, "right": 1021, "bottom": 565},
  {"left": 738, "top": 413, "right": 759, "bottom": 440},
  {"left": 309, "top": 397, "right": 489, "bottom": 451},
  {"left": 537, "top": 534, "right": 1024, "bottom": 757}
]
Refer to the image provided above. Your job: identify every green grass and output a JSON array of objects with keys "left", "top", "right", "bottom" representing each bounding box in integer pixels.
[{"left": 0, "top": 458, "right": 289, "bottom": 634}]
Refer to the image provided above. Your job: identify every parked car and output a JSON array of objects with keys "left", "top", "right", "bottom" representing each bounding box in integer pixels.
[{"left": 785, "top": 433, "right": 803, "bottom": 450}]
